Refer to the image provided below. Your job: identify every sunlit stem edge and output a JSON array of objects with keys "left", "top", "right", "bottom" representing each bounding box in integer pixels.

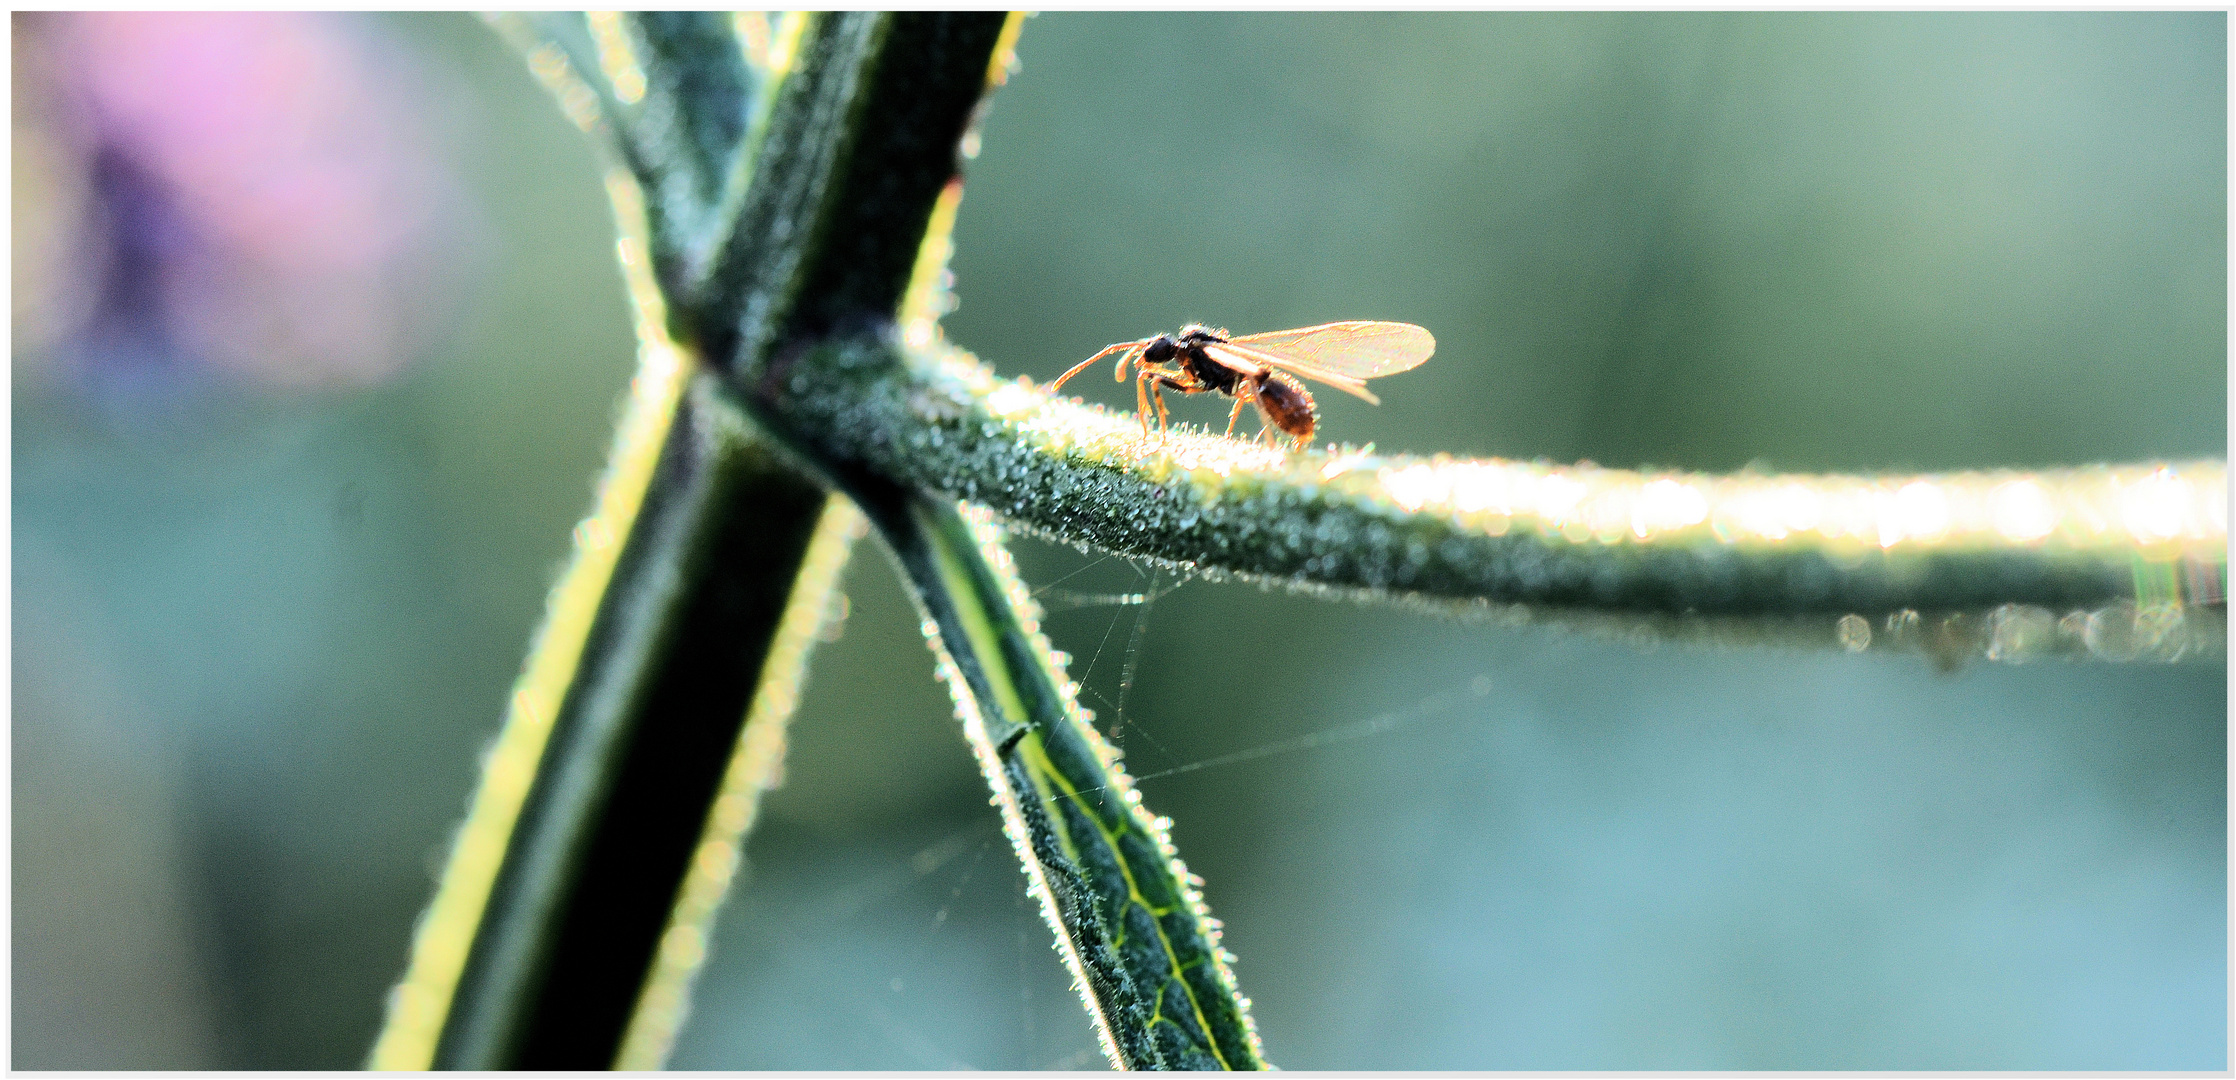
[
  {"left": 740, "top": 333, "right": 2224, "bottom": 664},
  {"left": 858, "top": 488, "right": 1270, "bottom": 1070}
]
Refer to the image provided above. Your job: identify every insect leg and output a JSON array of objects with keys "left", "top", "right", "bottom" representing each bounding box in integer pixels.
[
  {"left": 1161, "top": 371, "right": 1199, "bottom": 432},
  {"left": 1223, "top": 397, "right": 1246, "bottom": 437},
  {"left": 1114, "top": 343, "right": 1139, "bottom": 383},
  {"left": 1136, "top": 366, "right": 1187, "bottom": 435}
]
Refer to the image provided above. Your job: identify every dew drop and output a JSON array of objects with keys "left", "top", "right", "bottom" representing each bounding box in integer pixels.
[
  {"left": 2083, "top": 601, "right": 2142, "bottom": 661},
  {"left": 2057, "top": 610, "right": 2088, "bottom": 642},
  {"left": 1836, "top": 613, "right": 1872, "bottom": 652},
  {"left": 1883, "top": 608, "right": 1922, "bottom": 643},
  {"left": 2135, "top": 604, "right": 2190, "bottom": 662},
  {"left": 1985, "top": 604, "right": 2055, "bottom": 663}
]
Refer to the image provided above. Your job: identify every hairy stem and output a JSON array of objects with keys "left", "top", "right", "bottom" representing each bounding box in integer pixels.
[
  {"left": 748, "top": 332, "right": 2225, "bottom": 661},
  {"left": 668, "top": 11, "right": 1273, "bottom": 1064},
  {"left": 393, "top": 6, "right": 2223, "bottom": 1074},
  {"left": 373, "top": 20, "right": 852, "bottom": 1065},
  {"left": 858, "top": 486, "right": 1268, "bottom": 1069},
  {"left": 426, "top": 375, "right": 833, "bottom": 1070},
  {"left": 369, "top": 327, "right": 849, "bottom": 1070}
]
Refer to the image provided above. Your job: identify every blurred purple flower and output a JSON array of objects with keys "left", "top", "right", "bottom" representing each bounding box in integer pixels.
[{"left": 25, "top": 12, "right": 479, "bottom": 392}]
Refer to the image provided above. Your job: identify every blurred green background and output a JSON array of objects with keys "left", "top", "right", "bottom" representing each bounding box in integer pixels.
[{"left": 12, "top": 11, "right": 2224, "bottom": 1070}]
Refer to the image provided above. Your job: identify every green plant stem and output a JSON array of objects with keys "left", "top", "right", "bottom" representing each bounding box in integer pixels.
[
  {"left": 857, "top": 481, "right": 1269, "bottom": 1069},
  {"left": 503, "top": 10, "right": 2225, "bottom": 651},
  {"left": 375, "top": 17, "right": 853, "bottom": 1069},
  {"left": 431, "top": 375, "right": 833, "bottom": 1069},
  {"left": 616, "top": 12, "right": 753, "bottom": 208},
  {"left": 420, "top": 5, "right": 2224, "bottom": 1072},
  {"left": 654, "top": 12, "right": 1275, "bottom": 1065},
  {"left": 489, "top": 12, "right": 754, "bottom": 298},
  {"left": 684, "top": 13, "right": 1009, "bottom": 366},
  {"left": 747, "top": 334, "right": 2226, "bottom": 648}
]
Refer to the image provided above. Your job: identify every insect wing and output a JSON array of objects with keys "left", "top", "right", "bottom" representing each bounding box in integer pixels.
[
  {"left": 1210, "top": 342, "right": 1379, "bottom": 403},
  {"left": 1205, "top": 322, "right": 1429, "bottom": 405},
  {"left": 1226, "top": 321, "right": 1435, "bottom": 379}
]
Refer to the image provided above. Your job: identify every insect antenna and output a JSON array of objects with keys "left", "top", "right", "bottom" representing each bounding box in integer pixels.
[{"left": 1048, "top": 339, "right": 1144, "bottom": 391}]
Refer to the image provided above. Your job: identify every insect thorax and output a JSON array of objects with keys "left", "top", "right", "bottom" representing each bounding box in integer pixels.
[{"left": 1178, "top": 342, "right": 1247, "bottom": 394}]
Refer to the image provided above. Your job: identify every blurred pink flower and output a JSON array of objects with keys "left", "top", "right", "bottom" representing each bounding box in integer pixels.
[{"left": 44, "top": 12, "right": 478, "bottom": 389}]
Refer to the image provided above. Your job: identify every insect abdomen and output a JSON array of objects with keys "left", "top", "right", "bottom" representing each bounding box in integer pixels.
[{"left": 1256, "top": 373, "right": 1316, "bottom": 445}]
